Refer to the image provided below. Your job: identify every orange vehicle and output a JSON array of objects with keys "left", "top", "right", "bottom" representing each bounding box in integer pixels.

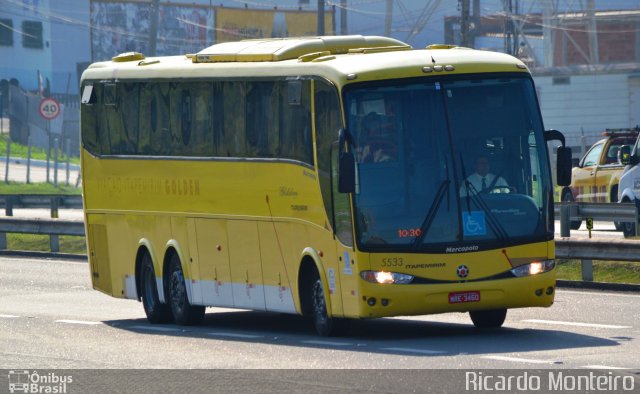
[{"left": 561, "top": 128, "right": 639, "bottom": 229}]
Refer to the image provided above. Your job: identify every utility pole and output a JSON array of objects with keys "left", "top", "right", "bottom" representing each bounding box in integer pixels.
[
  {"left": 340, "top": 0, "right": 347, "bottom": 35},
  {"left": 587, "top": 0, "right": 599, "bottom": 64},
  {"left": 542, "top": 0, "right": 555, "bottom": 67},
  {"left": 384, "top": 0, "right": 393, "bottom": 37},
  {"left": 503, "top": 0, "right": 519, "bottom": 55},
  {"left": 149, "top": 0, "right": 160, "bottom": 56},
  {"left": 459, "top": 0, "right": 471, "bottom": 47},
  {"left": 317, "top": 0, "right": 325, "bottom": 35}
]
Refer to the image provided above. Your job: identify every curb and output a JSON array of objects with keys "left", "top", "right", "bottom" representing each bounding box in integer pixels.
[
  {"left": 0, "top": 249, "right": 87, "bottom": 261},
  {"left": 556, "top": 279, "right": 640, "bottom": 293},
  {"left": 0, "top": 156, "right": 80, "bottom": 171}
]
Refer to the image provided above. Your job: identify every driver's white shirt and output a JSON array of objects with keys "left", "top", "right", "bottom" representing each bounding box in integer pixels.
[{"left": 460, "top": 172, "right": 508, "bottom": 196}]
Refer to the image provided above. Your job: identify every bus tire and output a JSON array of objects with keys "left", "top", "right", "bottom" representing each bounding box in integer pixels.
[
  {"left": 470, "top": 309, "right": 507, "bottom": 329},
  {"left": 167, "top": 253, "right": 205, "bottom": 326},
  {"left": 141, "top": 253, "right": 172, "bottom": 324},
  {"left": 308, "top": 269, "right": 349, "bottom": 337},
  {"left": 621, "top": 198, "right": 637, "bottom": 238},
  {"left": 561, "top": 189, "right": 581, "bottom": 230}
]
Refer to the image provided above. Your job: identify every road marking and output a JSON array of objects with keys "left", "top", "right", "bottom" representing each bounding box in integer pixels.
[
  {"left": 558, "top": 290, "right": 640, "bottom": 299},
  {"left": 0, "top": 314, "right": 19, "bottom": 318},
  {"left": 523, "top": 319, "right": 631, "bottom": 329},
  {"left": 482, "top": 356, "right": 560, "bottom": 365},
  {"left": 581, "top": 365, "right": 631, "bottom": 370},
  {"left": 208, "top": 332, "right": 264, "bottom": 339},
  {"left": 130, "top": 325, "right": 181, "bottom": 332},
  {"left": 302, "top": 340, "right": 353, "bottom": 347},
  {"left": 382, "top": 347, "right": 446, "bottom": 355},
  {"left": 55, "top": 319, "right": 102, "bottom": 325}
]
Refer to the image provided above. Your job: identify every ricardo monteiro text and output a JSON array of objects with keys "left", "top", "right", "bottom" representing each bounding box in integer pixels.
[{"left": 465, "top": 371, "right": 635, "bottom": 391}]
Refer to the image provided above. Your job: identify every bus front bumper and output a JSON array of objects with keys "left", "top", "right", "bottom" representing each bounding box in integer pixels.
[{"left": 355, "top": 270, "right": 556, "bottom": 318}]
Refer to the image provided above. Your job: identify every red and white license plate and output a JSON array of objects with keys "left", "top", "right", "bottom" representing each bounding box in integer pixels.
[{"left": 448, "top": 291, "right": 481, "bottom": 304}]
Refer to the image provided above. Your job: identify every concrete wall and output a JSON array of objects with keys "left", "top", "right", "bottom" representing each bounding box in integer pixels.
[{"left": 534, "top": 71, "right": 635, "bottom": 156}]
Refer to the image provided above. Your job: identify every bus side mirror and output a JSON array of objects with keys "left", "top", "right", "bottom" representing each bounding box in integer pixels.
[
  {"left": 337, "top": 128, "right": 356, "bottom": 193},
  {"left": 556, "top": 146, "right": 572, "bottom": 186},
  {"left": 619, "top": 145, "right": 632, "bottom": 165}
]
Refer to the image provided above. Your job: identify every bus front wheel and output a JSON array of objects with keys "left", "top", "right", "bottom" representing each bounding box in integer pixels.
[
  {"left": 167, "top": 254, "right": 205, "bottom": 326},
  {"left": 469, "top": 309, "right": 507, "bottom": 329},
  {"left": 309, "top": 271, "right": 349, "bottom": 336},
  {"left": 141, "top": 253, "right": 172, "bottom": 324}
]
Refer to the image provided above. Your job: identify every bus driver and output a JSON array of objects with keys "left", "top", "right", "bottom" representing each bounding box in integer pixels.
[{"left": 460, "top": 155, "right": 508, "bottom": 196}]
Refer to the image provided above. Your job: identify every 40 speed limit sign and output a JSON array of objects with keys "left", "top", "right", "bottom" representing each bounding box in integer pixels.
[{"left": 39, "top": 97, "right": 61, "bottom": 120}]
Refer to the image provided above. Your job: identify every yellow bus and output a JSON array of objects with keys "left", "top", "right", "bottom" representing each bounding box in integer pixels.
[{"left": 80, "top": 35, "right": 572, "bottom": 336}]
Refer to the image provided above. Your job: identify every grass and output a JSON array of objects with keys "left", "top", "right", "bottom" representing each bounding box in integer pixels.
[
  {"left": 0, "top": 181, "right": 81, "bottom": 195},
  {"left": 7, "top": 234, "right": 87, "bottom": 255},
  {"left": 0, "top": 134, "right": 80, "bottom": 165},
  {"left": 556, "top": 259, "right": 640, "bottom": 284}
]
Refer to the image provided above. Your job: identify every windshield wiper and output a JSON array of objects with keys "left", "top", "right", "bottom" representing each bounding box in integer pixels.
[
  {"left": 458, "top": 155, "right": 511, "bottom": 243},
  {"left": 412, "top": 179, "right": 450, "bottom": 248}
]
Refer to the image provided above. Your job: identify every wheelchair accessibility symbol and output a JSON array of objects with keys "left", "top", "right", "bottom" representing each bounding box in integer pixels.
[{"left": 462, "top": 211, "right": 487, "bottom": 236}]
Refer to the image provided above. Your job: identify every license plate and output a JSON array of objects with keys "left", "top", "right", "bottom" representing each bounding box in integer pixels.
[{"left": 448, "top": 291, "right": 480, "bottom": 304}]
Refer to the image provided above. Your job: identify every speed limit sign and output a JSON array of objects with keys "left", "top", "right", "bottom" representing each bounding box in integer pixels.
[{"left": 39, "top": 97, "right": 61, "bottom": 120}]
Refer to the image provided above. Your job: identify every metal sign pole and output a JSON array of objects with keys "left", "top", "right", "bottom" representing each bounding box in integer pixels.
[
  {"left": 46, "top": 122, "right": 51, "bottom": 183},
  {"left": 53, "top": 136, "right": 59, "bottom": 188}
]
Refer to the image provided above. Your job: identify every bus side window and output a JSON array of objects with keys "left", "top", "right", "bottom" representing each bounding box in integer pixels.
[
  {"left": 80, "top": 83, "right": 99, "bottom": 154},
  {"left": 212, "top": 82, "right": 225, "bottom": 156},
  {"left": 223, "top": 81, "right": 246, "bottom": 157},
  {"left": 331, "top": 141, "right": 354, "bottom": 247},
  {"left": 282, "top": 79, "right": 312, "bottom": 165},
  {"left": 246, "top": 82, "right": 274, "bottom": 157},
  {"left": 315, "top": 80, "right": 341, "bottom": 234}
]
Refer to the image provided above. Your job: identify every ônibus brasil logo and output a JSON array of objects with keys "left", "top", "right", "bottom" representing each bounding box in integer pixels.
[{"left": 8, "top": 370, "right": 72, "bottom": 393}]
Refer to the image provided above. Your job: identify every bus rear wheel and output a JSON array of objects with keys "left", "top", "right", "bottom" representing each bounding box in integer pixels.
[
  {"left": 470, "top": 309, "right": 507, "bottom": 329},
  {"left": 167, "top": 254, "right": 205, "bottom": 326},
  {"left": 141, "top": 253, "right": 172, "bottom": 324},
  {"left": 308, "top": 270, "right": 349, "bottom": 336}
]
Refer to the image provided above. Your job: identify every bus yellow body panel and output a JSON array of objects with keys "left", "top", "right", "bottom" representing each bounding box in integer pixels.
[{"left": 81, "top": 36, "right": 561, "bottom": 332}]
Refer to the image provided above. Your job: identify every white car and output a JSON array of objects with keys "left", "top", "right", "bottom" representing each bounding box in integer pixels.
[{"left": 616, "top": 142, "right": 640, "bottom": 237}]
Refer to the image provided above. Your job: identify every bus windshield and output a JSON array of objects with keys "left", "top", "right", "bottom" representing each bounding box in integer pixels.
[{"left": 344, "top": 74, "right": 552, "bottom": 251}]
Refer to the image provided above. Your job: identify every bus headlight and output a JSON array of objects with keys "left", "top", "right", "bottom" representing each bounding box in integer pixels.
[
  {"left": 510, "top": 260, "right": 555, "bottom": 277},
  {"left": 360, "top": 271, "right": 414, "bottom": 284}
]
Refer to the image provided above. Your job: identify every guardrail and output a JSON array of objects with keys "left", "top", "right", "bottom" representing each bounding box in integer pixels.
[
  {"left": 0, "top": 201, "right": 637, "bottom": 289},
  {"left": 0, "top": 194, "right": 83, "bottom": 215},
  {"left": 555, "top": 237, "right": 639, "bottom": 282},
  {"left": 555, "top": 202, "right": 639, "bottom": 237},
  {"left": 0, "top": 194, "right": 83, "bottom": 252}
]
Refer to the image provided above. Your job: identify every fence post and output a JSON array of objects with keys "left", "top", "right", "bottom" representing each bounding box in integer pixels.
[
  {"left": 560, "top": 203, "right": 570, "bottom": 237},
  {"left": 0, "top": 196, "right": 12, "bottom": 249},
  {"left": 581, "top": 259, "right": 593, "bottom": 281},
  {"left": 26, "top": 135, "right": 31, "bottom": 184},
  {"left": 4, "top": 135, "right": 10, "bottom": 183},
  {"left": 65, "top": 137, "right": 70, "bottom": 186},
  {"left": 50, "top": 197, "right": 59, "bottom": 252}
]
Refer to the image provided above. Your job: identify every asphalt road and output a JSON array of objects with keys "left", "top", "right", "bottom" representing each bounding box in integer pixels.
[
  {"left": 0, "top": 256, "right": 638, "bottom": 376},
  {"left": 0, "top": 160, "right": 80, "bottom": 185}
]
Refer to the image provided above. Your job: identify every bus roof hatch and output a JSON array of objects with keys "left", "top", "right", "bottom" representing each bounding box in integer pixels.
[{"left": 194, "top": 35, "right": 410, "bottom": 63}]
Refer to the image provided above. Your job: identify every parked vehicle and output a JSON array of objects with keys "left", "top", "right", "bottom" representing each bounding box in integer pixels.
[
  {"left": 616, "top": 128, "right": 640, "bottom": 237},
  {"left": 561, "top": 128, "right": 639, "bottom": 230}
]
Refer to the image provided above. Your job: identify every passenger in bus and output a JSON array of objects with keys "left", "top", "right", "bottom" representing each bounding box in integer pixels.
[
  {"left": 357, "top": 112, "right": 398, "bottom": 163},
  {"left": 460, "top": 155, "right": 508, "bottom": 196}
]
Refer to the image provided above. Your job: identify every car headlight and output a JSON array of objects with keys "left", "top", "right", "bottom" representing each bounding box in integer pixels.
[
  {"left": 360, "top": 270, "right": 414, "bottom": 284},
  {"left": 510, "top": 260, "right": 555, "bottom": 277}
]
